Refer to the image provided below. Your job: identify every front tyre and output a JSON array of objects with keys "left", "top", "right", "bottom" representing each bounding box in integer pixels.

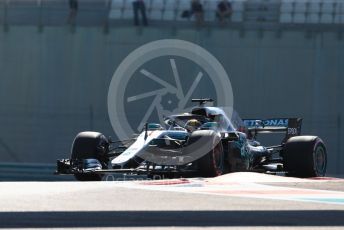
[
  {"left": 71, "top": 131, "right": 109, "bottom": 181},
  {"left": 198, "top": 140, "right": 224, "bottom": 177},
  {"left": 283, "top": 136, "right": 327, "bottom": 178},
  {"left": 185, "top": 130, "right": 224, "bottom": 177}
]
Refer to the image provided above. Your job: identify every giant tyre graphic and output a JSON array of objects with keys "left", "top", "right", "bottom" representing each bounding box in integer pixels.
[
  {"left": 108, "top": 39, "right": 233, "bottom": 166},
  {"left": 283, "top": 136, "right": 327, "bottom": 178}
]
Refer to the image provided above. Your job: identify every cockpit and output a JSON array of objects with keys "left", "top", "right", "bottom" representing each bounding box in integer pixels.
[{"left": 191, "top": 107, "right": 235, "bottom": 131}]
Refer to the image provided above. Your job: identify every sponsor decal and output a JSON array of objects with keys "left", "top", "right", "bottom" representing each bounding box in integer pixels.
[{"left": 244, "top": 119, "right": 288, "bottom": 127}]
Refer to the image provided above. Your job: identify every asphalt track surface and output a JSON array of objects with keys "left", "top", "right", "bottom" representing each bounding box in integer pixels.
[{"left": 0, "top": 172, "right": 344, "bottom": 230}]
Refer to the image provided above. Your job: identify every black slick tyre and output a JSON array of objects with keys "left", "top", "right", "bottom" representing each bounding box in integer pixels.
[
  {"left": 185, "top": 130, "right": 224, "bottom": 177},
  {"left": 283, "top": 136, "right": 327, "bottom": 178},
  {"left": 71, "top": 131, "right": 109, "bottom": 181}
]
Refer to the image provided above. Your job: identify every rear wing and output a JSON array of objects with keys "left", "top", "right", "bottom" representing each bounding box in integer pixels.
[{"left": 242, "top": 118, "right": 303, "bottom": 141}]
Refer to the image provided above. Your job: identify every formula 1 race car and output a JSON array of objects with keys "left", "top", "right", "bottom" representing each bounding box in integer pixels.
[{"left": 56, "top": 99, "right": 327, "bottom": 181}]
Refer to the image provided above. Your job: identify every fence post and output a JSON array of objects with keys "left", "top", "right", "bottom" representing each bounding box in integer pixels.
[
  {"left": 37, "top": 0, "right": 43, "bottom": 32},
  {"left": 3, "top": 0, "right": 9, "bottom": 32},
  {"left": 89, "top": 105, "right": 94, "bottom": 130},
  {"left": 103, "top": 0, "right": 110, "bottom": 34}
]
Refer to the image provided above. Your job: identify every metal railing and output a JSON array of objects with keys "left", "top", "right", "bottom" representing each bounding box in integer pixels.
[
  {"left": 0, "top": 0, "right": 343, "bottom": 29},
  {"left": 0, "top": 0, "right": 111, "bottom": 28}
]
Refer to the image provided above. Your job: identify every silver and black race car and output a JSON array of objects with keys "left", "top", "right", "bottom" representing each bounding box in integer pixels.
[{"left": 56, "top": 99, "right": 327, "bottom": 181}]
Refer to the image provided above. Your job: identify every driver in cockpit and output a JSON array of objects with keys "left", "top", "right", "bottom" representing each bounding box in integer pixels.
[{"left": 184, "top": 119, "right": 202, "bottom": 132}]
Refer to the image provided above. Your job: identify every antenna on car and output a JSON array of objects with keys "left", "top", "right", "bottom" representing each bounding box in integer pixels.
[{"left": 191, "top": 98, "right": 214, "bottom": 106}]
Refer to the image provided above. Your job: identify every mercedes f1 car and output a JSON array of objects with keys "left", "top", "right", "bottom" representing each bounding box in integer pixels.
[{"left": 56, "top": 98, "right": 327, "bottom": 181}]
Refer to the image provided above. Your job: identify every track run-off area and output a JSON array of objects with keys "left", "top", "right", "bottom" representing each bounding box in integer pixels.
[{"left": 0, "top": 172, "right": 344, "bottom": 229}]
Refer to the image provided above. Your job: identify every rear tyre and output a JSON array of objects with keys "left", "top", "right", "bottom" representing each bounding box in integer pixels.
[
  {"left": 71, "top": 131, "right": 109, "bottom": 181},
  {"left": 283, "top": 136, "right": 327, "bottom": 178},
  {"left": 186, "top": 130, "right": 224, "bottom": 177}
]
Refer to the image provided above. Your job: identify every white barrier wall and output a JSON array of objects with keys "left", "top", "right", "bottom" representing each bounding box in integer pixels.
[{"left": 0, "top": 26, "right": 343, "bottom": 176}]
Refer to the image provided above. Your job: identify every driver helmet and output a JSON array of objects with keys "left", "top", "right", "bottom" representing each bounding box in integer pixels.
[{"left": 185, "top": 119, "right": 202, "bottom": 131}]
